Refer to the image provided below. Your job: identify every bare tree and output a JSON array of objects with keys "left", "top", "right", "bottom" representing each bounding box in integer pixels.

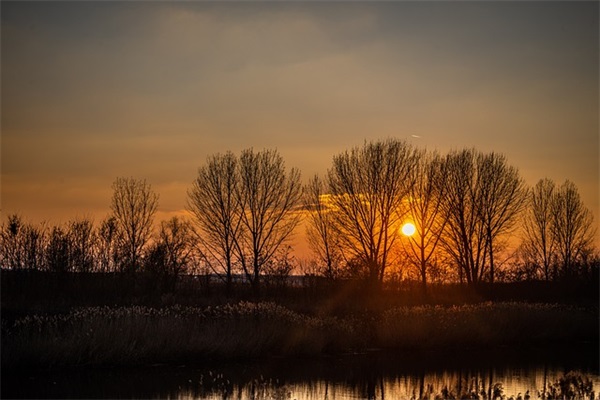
[
  {"left": 551, "top": 180, "right": 596, "bottom": 278},
  {"left": 519, "top": 179, "right": 596, "bottom": 281},
  {"left": 21, "top": 222, "right": 46, "bottom": 271},
  {"left": 303, "top": 175, "right": 344, "bottom": 280},
  {"left": 400, "top": 150, "right": 447, "bottom": 292},
  {"left": 0, "top": 214, "right": 25, "bottom": 270},
  {"left": 327, "top": 139, "right": 416, "bottom": 286},
  {"left": 187, "top": 152, "right": 240, "bottom": 290},
  {"left": 67, "top": 218, "right": 96, "bottom": 273},
  {"left": 157, "top": 216, "right": 194, "bottom": 285},
  {"left": 96, "top": 216, "right": 119, "bottom": 273},
  {"left": 442, "top": 149, "right": 490, "bottom": 284},
  {"left": 235, "top": 148, "right": 302, "bottom": 290},
  {"left": 441, "top": 149, "right": 527, "bottom": 285},
  {"left": 0, "top": 214, "right": 45, "bottom": 271},
  {"left": 46, "top": 225, "right": 70, "bottom": 273},
  {"left": 475, "top": 152, "right": 527, "bottom": 283},
  {"left": 110, "top": 177, "right": 159, "bottom": 273},
  {"left": 520, "top": 178, "right": 556, "bottom": 281},
  {"left": 144, "top": 216, "right": 194, "bottom": 291}
]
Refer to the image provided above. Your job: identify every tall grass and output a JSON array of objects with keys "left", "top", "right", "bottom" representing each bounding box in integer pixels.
[
  {"left": 376, "top": 302, "right": 597, "bottom": 349},
  {"left": 2, "top": 302, "right": 353, "bottom": 368},
  {"left": 2, "top": 302, "right": 597, "bottom": 368}
]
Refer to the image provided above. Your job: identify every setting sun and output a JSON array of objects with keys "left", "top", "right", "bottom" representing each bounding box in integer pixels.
[{"left": 401, "top": 222, "right": 416, "bottom": 237}]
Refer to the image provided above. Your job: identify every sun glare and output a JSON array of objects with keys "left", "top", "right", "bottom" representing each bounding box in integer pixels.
[{"left": 401, "top": 222, "right": 416, "bottom": 236}]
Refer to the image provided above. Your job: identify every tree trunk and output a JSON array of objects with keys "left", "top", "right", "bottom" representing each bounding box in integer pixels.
[{"left": 420, "top": 260, "right": 428, "bottom": 298}]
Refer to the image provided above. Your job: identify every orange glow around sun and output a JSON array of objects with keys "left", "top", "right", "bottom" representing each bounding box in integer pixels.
[{"left": 401, "top": 222, "right": 416, "bottom": 236}]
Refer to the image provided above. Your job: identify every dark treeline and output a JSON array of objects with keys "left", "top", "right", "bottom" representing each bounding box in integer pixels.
[
  {"left": 2, "top": 270, "right": 598, "bottom": 318},
  {"left": 1, "top": 140, "right": 598, "bottom": 306}
]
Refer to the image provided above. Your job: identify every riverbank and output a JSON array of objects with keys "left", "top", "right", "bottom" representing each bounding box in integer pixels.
[{"left": 2, "top": 301, "right": 597, "bottom": 369}]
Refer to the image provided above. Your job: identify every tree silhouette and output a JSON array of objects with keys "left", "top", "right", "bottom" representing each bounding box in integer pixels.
[
  {"left": 0, "top": 214, "right": 25, "bottom": 270},
  {"left": 327, "top": 139, "right": 416, "bottom": 286},
  {"left": 440, "top": 149, "right": 525, "bottom": 285},
  {"left": 67, "top": 218, "right": 95, "bottom": 273},
  {"left": 46, "top": 226, "right": 70, "bottom": 273},
  {"left": 110, "top": 177, "right": 159, "bottom": 273},
  {"left": 475, "top": 152, "right": 527, "bottom": 283},
  {"left": 520, "top": 179, "right": 596, "bottom": 280},
  {"left": 96, "top": 216, "right": 119, "bottom": 273},
  {"left": 520, "top": 178, "right": 557, "bottom": 281},
  {"left": 303, "top": 175, "right": 344, "bottom": 280},
  {"left": 400, "top": 150, "right": 447, "bottom": 292},
  {"left": 551, "top": 180, "right": 596, "bottom": 278},
  {"left": 21, "top": 221, "right": 46, "bottom": 271},
  {"left": 188, "top": 149, "right": 302, "bottom": 291},
  {"left": 0, "top": 214, "right": 46, "bottom": 271},
  {"left": 156, "top": 216, "right": 194, "bottom": 288},
  {"left": 188, "top": 152, "right": 241, "bottom": 291},
  {"left": 143, "top": 217, "right": 193, "bottom": 292},
  {"left": 235, "top": 149, "right": 302, "bottom": 291}
]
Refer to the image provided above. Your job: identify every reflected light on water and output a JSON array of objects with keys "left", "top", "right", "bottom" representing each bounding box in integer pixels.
[
  {"left": 3, "top": 346, "right": 598, "bottom": 399},
  {"left": 182, "top": 367, "right": 599, "bottom": 400}
]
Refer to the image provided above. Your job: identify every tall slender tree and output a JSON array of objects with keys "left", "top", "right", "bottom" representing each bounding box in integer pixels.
[
  {"left": 520, "top": 178, "right": 556, "bottom": 281},
  {"left": 67, "top": 218, "right": 96, "bottom": 273},
  {"left": 303, "top": 175, "right": 343, "bottom": 279},
  {"left": 439, "top": 149, "right": 485, "bottom": 284},
  {"left": 96, "top": 216, "right": 119, "bottom": 273},
  {"left": 110, "top": 177, "right": 159, "bottom": 273},
  {"left": 188, "top": 152, "right": 240, "bottom": 290},
  {"left": 21, "top": 222, "right": 46, "bottom": 271},
  {"left": 475, "top": 152, "right": 527, "bottom": 283},
  {"left": 551, "top": 180, "right": 596, "bottom": 278},
  {"left": 46, "top": 226, "right": 70, "bottom": 273},
  {"left": 401, "top": 150, "right": 447, "bottom": 292}
]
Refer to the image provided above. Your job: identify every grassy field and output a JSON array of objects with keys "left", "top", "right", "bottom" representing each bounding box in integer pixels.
[{"left": 2, "top": 301, "right": 597, "bottom": 368}]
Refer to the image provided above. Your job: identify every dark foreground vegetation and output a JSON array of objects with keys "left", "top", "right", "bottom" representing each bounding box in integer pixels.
[
  {"left": 3, "top": 300, "right": 597, "bottom": 369},
  {"left": 2, "top": 270, "right": 598, "bottom": 369}
]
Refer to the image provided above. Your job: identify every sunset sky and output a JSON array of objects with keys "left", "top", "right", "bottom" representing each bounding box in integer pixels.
[{"left": 2, "top": 1, "right": 598, "bottom": 245}]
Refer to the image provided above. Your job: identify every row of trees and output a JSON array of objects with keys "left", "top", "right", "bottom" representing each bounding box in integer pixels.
[
  {"left": 1, "top": 140, "right": 597, "bottom": 291},
  {"left": 1, "top": 179, "right": 195, "bottom": 287},
  {"left": 518, "top": 179, "right": 597, "bottom": 281},
  {"left": 0, "top": 150, "right": 302, "bottom": 291},
  {"left": 304, "top": 145, "right": 525, "bottom": 288},
  {"left": 305, "top": 142, "right": 596, "bottom": 288}
]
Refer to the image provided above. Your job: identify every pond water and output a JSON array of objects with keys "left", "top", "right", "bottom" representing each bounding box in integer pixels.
[{"left": 3, "top": 343, "right": 598, "bottom": 399}]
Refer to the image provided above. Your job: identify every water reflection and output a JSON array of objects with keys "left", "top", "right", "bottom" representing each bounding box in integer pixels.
[
  {"left": 176, "top": 368, "right": 597, "bottom": 400},
  {"left": 3, "top": 345, "right": 598, "bottom": 399}
]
